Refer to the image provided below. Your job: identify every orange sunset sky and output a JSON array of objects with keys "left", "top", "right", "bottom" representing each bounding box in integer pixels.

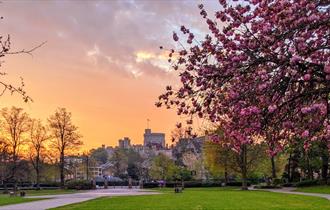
[{"left": 0, "top": 0, "right": 216, "bottom": 149}]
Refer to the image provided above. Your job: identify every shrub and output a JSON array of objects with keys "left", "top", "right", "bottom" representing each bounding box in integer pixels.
[
  {"left": 143, "top": 182, "right": 159, "bottom": 188},
  {"left": 226, "top": 181, "right": 251, "bottom": 187},
  {"left": 38, "top": 182, "right": 61, "bottom": 188},
  {"left": 293, "top": 180, "right": 319, "bottom": 187},
  {"left": 254, "top": 184, "right": 281, "bottom": 189},
  {"left": 273, "top": 179, "right": 282, "bottom": 186},
  {"left": 282, "top": 183, "right": 294, "bottom": 187},
  {"left": 66, "top": 180, "right": 93, "bottom": 190}
]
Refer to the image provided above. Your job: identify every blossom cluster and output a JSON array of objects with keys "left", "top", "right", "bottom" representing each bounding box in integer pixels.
[{"left": 157, "top": 0, "right": 330, "bottom": 155}]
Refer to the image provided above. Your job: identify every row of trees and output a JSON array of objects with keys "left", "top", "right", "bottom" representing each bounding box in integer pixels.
[
  {"left": 90, "top": 146, "right": 193, "bottom": 182},
  {"left": 0, "top": 106, "right": 82, "bottom": 191},
  {"left": 157, "top": 0, "right": 330, "bottom": 189}
]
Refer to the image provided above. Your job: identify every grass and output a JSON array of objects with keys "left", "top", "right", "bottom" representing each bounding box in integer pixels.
[
  {"left": 51, "top": 187, "right": 330, "bottom": 210},
  {"left": 295, "top": 185, "right": 330, "bottom": 194},
  {"left": 0, "top": 194, "right": 43, "bottom": 206},
  {"left": 25, "top": 189, "right": 79, "bottom": 196},
  {"left": 0, "top": 189, "right": 80, "bottom": 196}
]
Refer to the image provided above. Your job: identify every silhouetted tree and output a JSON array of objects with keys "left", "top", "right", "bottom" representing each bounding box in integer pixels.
[
  {"left": 1, "top": 106, "right": 30, "bottom": 191},
  {"left": 48, "top": 108, "right": 82, "bottom": 188},
  {"left": 29, "top": 119, "right": 51, "bottom": 190}
]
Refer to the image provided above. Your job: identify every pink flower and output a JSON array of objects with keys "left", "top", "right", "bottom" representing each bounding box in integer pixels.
[
  {"left": 303, "top": 74, "right": 311, "bottom": 81},
  {"left": 324, "top": 64, "right": 330, "bottom": 74},
  {"left": 326, "top": 75, "right": 330, "bottom": 81},
  {"left": 290, "top": 55, "right": 300, "bottom": 63},
  {"left": 301, "top": 107, "right": 311, "bottom": 114},
  {"left": 268, "top": 105, "right": 277, "bottom": 113},
  {"left": 301, "top": 130, "right": 309, "bottom": 138},
  {"left": 210, "top": 135, "right": 220, "bottom": 143}
]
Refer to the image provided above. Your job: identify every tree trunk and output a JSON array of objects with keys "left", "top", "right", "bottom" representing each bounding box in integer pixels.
[
  {"left": 36, "top": 155, "right": 40, "bottom": 190},
  {"left": 60, "top": 152, "right": 65, "bottom": 189},
  {"left": 224, "top": 149, "right": 229, "bottom": 185},
  {"left": 271, "top": 156, "right": 276, "bottom": 179},
  {"left": 4, "top": 182, "right": 8, "bottom": 194},
  {"left": 224, "top": 170, "right": 228, "bottom": 186},
  {"left": 307, "top": 154, "right": 313, "bottom": 180},
  {"left": 241, "top": 144, "right": 248, "bottom": 190},
  {"left": 288, "top": 152, "right": 292, "bottom": 182},
  {"left": 13, "top": 181, "right": 17, "bottom": 193},
  {"left": 321, "top": 151, "right": 329, "bottom": 184},
  {"left": 36, "top": 167, "right": 40, "bottom": 190}
]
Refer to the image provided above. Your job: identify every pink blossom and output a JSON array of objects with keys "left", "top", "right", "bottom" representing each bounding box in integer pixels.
[
  {"left": 324, "top": 64, "right": 330, "bottom": 74},
  {"left": 303, "top": 74, "right": 311, "bottom": 81},
  {"left": 268, "top": 105, "right": 277, "bottom": 113},
  {"left": 301, "top": 107, "right": 311, "bottom": 114},
  {"left": 290, "top": 55, "right": 300, "bottom": 63},
  {"left": 301, "top": 130, "right": 309, "bottom": 138}
]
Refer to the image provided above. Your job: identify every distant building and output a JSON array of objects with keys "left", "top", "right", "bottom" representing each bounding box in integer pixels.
[
  {"left": 143, "top": 129, "right": 165, "bottom": 149},
  {"left": 131, "top": 144, "right": 144, "bottom": 152},
  {"left": 118, "top": 137, "right": 131, "bottom": 149},
  {"left": 64, "top": 156, "right": 104, "bottom": 180}
]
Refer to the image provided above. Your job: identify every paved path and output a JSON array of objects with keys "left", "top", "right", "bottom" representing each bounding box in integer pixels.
[
  {"left": 250, "top": 187, "right": 330, "bottom": 200},
  {"left": 0, "top": 188, "right": 160, "bottom": 210}
]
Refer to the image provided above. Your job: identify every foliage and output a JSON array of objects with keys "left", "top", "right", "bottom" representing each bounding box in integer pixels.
[
  {"left": 127, "top": 149, "right": 144, "bottom": 180},
  {"left": 110, "top": 148, "right": 128, "bottom": 179},
  {"left": 204, "top": 139, "right": 269, "bottom": 180},
  {"left": 252, "top": 153, "right": 287, "bottom": 178},
  {"left": 293, "top": 180, "right": 319, "bottom": 187},
  {"left": 157, "top": 0, "right": 330, "bottom": 187},
  {"left": 150, "top": 153, "right": 177, "bottom": 181},
  {"left": 90, "top": 147, "right": 109, "bottom": 164},
  {"left": 173, "top": 167, "right": 193, "bottom": 181},
  {"left": 65, "top": 180, "right": 93, "bottom": 190}
]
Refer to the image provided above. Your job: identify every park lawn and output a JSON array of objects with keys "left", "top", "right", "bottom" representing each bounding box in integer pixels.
[
  {"left": 25, "top": 189, "right": 79, "bottom": 196},
  {"left": 51, "top": 188, "right": 330, "bottom": 210},
  {"left": 295, "top": 185, "right": 330, "bottom": 194},
  {"left": 0, "top": 194, "right": 43, "bottom": 206}
]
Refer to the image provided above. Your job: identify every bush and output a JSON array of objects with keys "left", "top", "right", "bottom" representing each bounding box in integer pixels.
[
  {"left": 273, "top": 179, "right": 282, "bottom": 186},
  {"left": 143, "top": 182, "right": 159, "bottom": 188},
  {"left": 282, "top": 183, "right": 294, "bottom": 187},
  {"left": 142, "top": 180, "right": 255, "bottom": 188},
  {"left": 66, "top": 180, "right": 93, "bottom": 190},
  {"left": 38, "top": 182, "right": 61, "bottom": 188},
  {"left": 293, "top": 180, "right": 319, "bottom": 187},
  {"left": 254, "top": 184, "right": 281, "bottom": 189},
  {"left": 143, "top": 181, "right": 223, "bottom": 188},
  {"left": 226, "top": 181, "right": 251, "bottom": 187}
]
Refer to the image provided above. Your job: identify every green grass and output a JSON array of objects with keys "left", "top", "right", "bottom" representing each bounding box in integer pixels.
[
  {"left": 0, "top": 194, "right": 43, "bottom": 206},
  {"left": 51, "top": 187, "right": 330, "bottom": 210},
  {"left": 25, "top": 189, "right": 79, "bottom": 196},
  {"left": 295, "top": 185, "right": 330, "bottom": 194}
]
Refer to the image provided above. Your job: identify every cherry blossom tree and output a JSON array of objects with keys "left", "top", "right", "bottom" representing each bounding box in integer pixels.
[{"left": 157, "top": 0, "right": 330, "bottom": 188}]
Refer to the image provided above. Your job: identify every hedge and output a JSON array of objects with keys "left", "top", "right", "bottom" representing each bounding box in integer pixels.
[
  {"left": 66, "top": 180, "right": 93, "bottom": 190},
  {"left": 142, "top": 181, "right": 250, "bottom": 188},
  {"left": 293, "top": 180, "right": 319, "bottom": 187}
]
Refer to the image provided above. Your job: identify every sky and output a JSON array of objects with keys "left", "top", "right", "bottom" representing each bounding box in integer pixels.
[{"left": 0, "top": 0, "right": 217, "bottom": 149}]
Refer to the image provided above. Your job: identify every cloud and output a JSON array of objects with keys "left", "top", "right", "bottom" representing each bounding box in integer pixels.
[{"left": 0, "top": 0, "right": 218, "bottom": 80}]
